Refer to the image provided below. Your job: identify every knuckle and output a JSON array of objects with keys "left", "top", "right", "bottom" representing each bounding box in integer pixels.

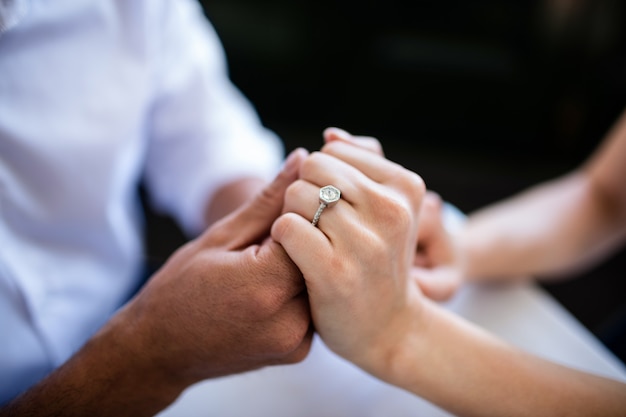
[
  {"left": 407, "top": 171, "right": 426, "bottom": 196},
  {"left": 301, "top": 151, "right": 324, "bottom": 176},
  {"left": 363, "top": 187, "right": 414, "bottom": 244},
  {"left": 361, "top": 136, "right": 384, "bottom": 154},
  {"left": 389, "top": 202, "right": 413, "bottom": 232},
  {"left": 249, "top": 285, "right": 291, "bottom": 319},
  {"left": 397, "top": 171, "right": 426, "bottom": 209},
  {"left": 271, "top": 212, "right": 297, "bottom": 244},
  {"left": 269, "top": 321, "right": 310, "bottom": 358},
  {"left": 283, "top": 340, "right": 312, "bottom": 364},
  {"left": 240, "top": 280, "right": 287, "bottom": 319},
  {"left": 240, "top": 292, "right": 276, "bottom": 319},
  {"left": 320, "top": 140, "right": 341, "bottom": 155},
  {"left": 285, "top": 180, "right": 307, "bottom": 201},
  {"left": 271, "top": 331, "right": 304, "bottom": 357},
  {"left": 372, "top": 187, "right": 413, "bottom": 226}
]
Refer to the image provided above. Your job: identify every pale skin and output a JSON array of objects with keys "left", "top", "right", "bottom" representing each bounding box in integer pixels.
[
  {"left": 413, "top": 109, "right": 626, "bottom": 300},
  {"left": 272, "top": 128, "right": 626, "bottom": 417},
  {"left": 0, "top": 149, "right": 313, "bottom": 417}
]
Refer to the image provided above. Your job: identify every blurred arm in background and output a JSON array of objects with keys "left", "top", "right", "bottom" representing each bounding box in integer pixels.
[{"left": 414, "top": 108, "right": 626, "bottom": 300}]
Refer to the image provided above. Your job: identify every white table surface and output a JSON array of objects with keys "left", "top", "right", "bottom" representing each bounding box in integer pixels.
[{"left": 156, "top": 281, "right": 626, "bottom": 417}]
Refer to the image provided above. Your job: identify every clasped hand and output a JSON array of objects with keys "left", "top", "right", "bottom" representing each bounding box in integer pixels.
[{"left": 114, "top": 128, "right": 462, "bottom": 390}]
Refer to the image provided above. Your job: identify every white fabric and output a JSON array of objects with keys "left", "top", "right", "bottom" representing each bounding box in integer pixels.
[{"left": 0, "top": 0, "right": 283, "bottom": 403}]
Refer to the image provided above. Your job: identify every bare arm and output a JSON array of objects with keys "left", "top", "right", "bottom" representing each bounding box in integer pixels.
[
  {"left": 276, "top": 132, "right": 626, "bottom": 417},
  {"left": 0, "top": 313, "right": 186, "bottom": 417},
  {"left": 461, "top": 110, "right": 626, "bottom": 282},
  {"left": 382, "top": 300, "right": 626, "bottom": 417}
]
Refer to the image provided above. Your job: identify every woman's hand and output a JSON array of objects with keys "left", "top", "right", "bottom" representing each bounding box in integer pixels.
[
  {"left": 119, "top": 148, "right": 313, "bottom": 386},
  {"left": 271, "top": 131, "right": 426, "bottom": 377},
  {"left": 325, "top": 126, "right": 466, "bottom": 302},
  {"left": 411, "top": 191, "right": 465, "bottom": 301}
]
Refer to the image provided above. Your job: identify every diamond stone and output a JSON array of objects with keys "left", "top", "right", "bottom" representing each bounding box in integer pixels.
[{"left": 319, "top": 185, "right": 341, "bottom": 204}]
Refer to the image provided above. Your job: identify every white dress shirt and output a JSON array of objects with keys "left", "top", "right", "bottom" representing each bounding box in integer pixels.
[{"left": 0, "top": 0, "right": 283, "bottom": 403}]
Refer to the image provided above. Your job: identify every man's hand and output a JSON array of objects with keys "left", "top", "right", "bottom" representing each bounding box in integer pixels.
[
  {"left": 1, "top": 149, "right": 312, "bottom": 417},
  {"left": 123, "top": 147, "right": 313, "bottom": 382}
]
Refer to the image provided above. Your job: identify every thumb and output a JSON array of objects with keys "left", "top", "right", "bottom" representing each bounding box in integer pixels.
[{"left": 201, "top": 147, "right": 308, "bottom": 249}]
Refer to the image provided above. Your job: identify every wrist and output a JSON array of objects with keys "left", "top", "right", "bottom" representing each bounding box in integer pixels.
[
  {"left": 380, "top": 299, "right": 434, "bottom": 390},
  {"left": 95, "top": 304, "right": 191, "bottom": 411},
  {"left": 360, "top": 291, "right": 431, "bottom": 388}
]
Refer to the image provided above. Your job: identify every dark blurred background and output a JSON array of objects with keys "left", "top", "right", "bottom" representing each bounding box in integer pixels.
[{"left": 145, "top": 0, "right": 626, "bottom": 361}]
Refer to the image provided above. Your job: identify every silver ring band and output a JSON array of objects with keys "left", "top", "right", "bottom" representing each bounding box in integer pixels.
[
  {"left": 312, "top": 185, "right": 341, "bottom": 227},
  {"left": 311, "top": 203, "right": 327, "bottom": 227}
]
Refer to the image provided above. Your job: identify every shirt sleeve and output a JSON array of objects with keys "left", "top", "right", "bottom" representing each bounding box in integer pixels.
[{"left": 142, "top": 0, "right": 284, "bottom": 237}]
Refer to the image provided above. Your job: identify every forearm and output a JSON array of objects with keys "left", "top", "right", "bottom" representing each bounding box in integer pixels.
[
  {"left": 0, "top": 310, "right": 187, "bottom": 417},
  {"left": 461, "top": 110, "right": 626, "bottom": 283},
  {"left": 384, "top": 300, "right": 626, "bottom": 417},
  {"left": 460, "top": 171, "right": 626, "bottom": 282}
]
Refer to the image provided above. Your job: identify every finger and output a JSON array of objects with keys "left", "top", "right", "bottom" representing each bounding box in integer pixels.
[
  {"left": 321, "top": 139, "right": 410, "bottom": 185},
  {"left": 271, "top": 293, "right": 314, "bottom": 364},
  {"left": 202, "top": 148, "right": 308, "bottom": 249},
  {"left": 282, "top": 179, "right": 360, "bottom": 241},
  {"left": 271, "top": 212, "right": 334, "bottom": 284},
  {"left": 411, "top": 267, "right": 460, "bottom": 301},
  {"left": 293, "top": 152, "right": 424, "bottom": 246},
  {"left": 323, "top": 127, "right": 384, "bottom": 156},
  {"left": 298, "top": 151, "right": 381, "bottom": 205},
  {"left": 251, "top": 239, "right": 307, "bottom": 297},
  {"left": 280, "top": 326, "right": 314, "bottom": 364},
  {"left": 416, "top": 191, "right": 458, "bottom": 267}
]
